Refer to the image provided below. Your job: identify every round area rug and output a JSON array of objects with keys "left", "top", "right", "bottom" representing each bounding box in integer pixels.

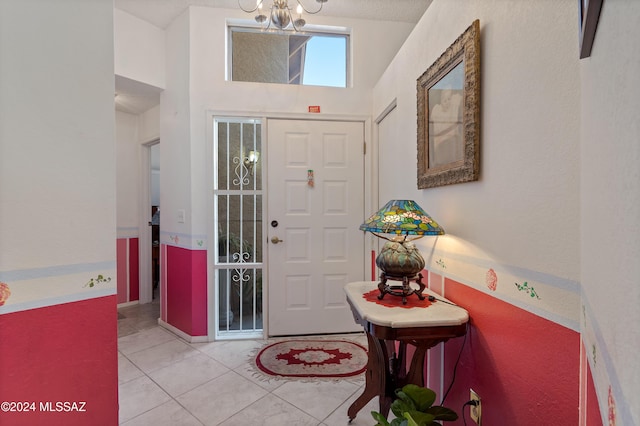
[{"left": 255, "top": 339, "right": 368, "bottom": 378}]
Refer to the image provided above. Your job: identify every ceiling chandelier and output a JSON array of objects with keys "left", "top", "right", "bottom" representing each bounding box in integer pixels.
[{"left": 238, "top": 0, "right": 328, "bottom": 32}]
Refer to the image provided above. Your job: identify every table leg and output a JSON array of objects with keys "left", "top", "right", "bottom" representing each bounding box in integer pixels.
[
  {"left": 347, "top": 338, "right": 438, "bottom": 421},
  {"left": 405, "top": 343, "right": 428, "bottom": 387},
  {"left": 348, "top": 332, "right": 388, "bottom": 422}
]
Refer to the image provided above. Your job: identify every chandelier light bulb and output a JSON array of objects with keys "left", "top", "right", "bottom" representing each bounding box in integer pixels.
[{"left": 239, "top": 0, "right": 327, "bottom": 32}]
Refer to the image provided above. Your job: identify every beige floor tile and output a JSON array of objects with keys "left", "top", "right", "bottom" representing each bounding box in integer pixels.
[
  {"left": 118, "top": 376, "right": 171, "bottom": 423},
  {"left": 219, "top": 394, "right": 319, "bottom": 426},
  {"left": 197, "top": 339, "right": 265, "bottom": 369},
  {"left": 176, "top": 370, "right": 268, "bottom": 425},
  {"left": 232, "top": 359, "right": 288, "bottom": 392},
  {"left": 272, "top": 379, "right": 361, "bottom": 421},
  {"left": 121, "top": 400, "right": 203, "bottom": 426},
  {"left": 127, "top": 339, "right": 199, "bottom": 373},
  {"left": 148, "top": 352, "right": 230, "bottom": 397},
  {"left": 118, "top": 352, "right": 145, "bottom": 385},
  {"left": 323, "top": 384, "right": 387, "bottom": 426},
  {"left": 118, "top": 326, "right": 177, "bottom": 355},
  {"left": 118, "top": 304, "right": 371, "bottom": 426}
]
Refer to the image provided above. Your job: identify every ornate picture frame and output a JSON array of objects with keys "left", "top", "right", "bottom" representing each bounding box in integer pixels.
[{"left": 417, "top": 20, "right": 480, "bottom": 189}]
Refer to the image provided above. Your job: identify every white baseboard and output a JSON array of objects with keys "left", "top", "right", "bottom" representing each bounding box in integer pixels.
[{"left": 158, "top": 319, "right": 209, "bottom": 343}]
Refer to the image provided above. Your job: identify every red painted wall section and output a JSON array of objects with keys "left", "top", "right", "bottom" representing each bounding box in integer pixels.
[
  {"left": 116, "top": 237, "right": 140, "bottom": 304},
  {"left": 426, "top": 342, "right": 444, "bottom": 396},
  {"left": 129, "top": 238, "right": 139, "bottom": 302},
  {"left": 585, "top": 346, "right": 604, "bottom": 425},
  {"left": 0, "top": 296, "right": 118, "bottom": 426},
  {"left": 116, "top": 239, "right": 128, "bottom": 304},
  {"left": 166, "top": 245, "right": 208, "bottom": 337},
  {"left": 190, "top": 247, "right": 208, "bottom": 336},
  {"left": 161, "top": 244, "right": 167, "bottom": 322},
  {"left": 434, "top": 276, "right": 580, "bottom": 425}
]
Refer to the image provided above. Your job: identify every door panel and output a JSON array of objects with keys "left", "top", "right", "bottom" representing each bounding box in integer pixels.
[{"left": 268, "top": 119, "right": 364, "bottom": 336}]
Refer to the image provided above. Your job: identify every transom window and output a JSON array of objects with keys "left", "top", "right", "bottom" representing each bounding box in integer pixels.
[{"left": 229, "top": 26, "right": 349, "bottom": 88}]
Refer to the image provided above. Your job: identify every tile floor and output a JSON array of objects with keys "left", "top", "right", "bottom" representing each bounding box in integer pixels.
[{"left": 117, "top": 301, "right": 383, "bottom": 425}]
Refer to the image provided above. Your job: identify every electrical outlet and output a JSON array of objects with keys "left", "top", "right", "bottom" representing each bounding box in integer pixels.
[{"left": 470, "top": 389, "right": 482, "bottom": 425}]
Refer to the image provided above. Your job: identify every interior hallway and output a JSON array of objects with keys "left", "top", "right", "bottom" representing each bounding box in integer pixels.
[{"left": 117, "top": 302, "right": 380, "bottom": 425}]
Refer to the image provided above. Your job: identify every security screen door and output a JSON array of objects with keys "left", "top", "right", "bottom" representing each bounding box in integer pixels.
[
  {"left": 214, "top": 118, "right": 263, "bottom": 339},
  {"left": 267, "top": 119, "right": 365, "bottom": 336}
]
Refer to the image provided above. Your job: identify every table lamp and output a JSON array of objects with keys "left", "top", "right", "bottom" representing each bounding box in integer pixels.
[{"left": 360, "top": 200, "right": 444, "bottom": 304}]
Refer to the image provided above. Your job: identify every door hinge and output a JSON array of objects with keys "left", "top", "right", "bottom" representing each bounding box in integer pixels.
[{"left": 363, "top": 141, "right": 367, "bottom": 155}]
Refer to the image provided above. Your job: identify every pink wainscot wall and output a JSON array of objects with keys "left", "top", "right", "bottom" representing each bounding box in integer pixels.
[{"left": 0, "top": 296, "right": 118, "bottom": 425}]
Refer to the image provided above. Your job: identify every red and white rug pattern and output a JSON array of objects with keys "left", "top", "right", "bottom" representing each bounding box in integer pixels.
[{"left": 255, "top": 339, "right": 368, "bottom": 379}]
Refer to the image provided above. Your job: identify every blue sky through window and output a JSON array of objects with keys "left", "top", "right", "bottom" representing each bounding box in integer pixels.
[{"left": 302, "top": 35, "right": 346, "bottom": 88}]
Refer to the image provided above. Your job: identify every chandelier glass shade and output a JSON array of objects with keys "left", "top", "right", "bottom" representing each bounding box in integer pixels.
[{"left": 238, "top": 0, "right": 328, "bottom": 31}]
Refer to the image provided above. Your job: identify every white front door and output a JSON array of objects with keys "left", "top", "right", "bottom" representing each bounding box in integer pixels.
[{"left": 267, "top": 119, "right": 365, "bottom": 336}]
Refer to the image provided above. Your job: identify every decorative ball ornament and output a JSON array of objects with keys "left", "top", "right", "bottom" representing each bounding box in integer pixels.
[{"left": 376, "top": 240, "right": 426, "bottom": 277}]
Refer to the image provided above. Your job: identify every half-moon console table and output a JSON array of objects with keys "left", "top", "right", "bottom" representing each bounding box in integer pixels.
[{"left": 344, "top": 281, "right": 469, "bottom": 422}]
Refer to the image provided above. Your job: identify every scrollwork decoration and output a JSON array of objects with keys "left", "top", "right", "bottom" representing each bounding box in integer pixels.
[{"left": 232, "top": 156, "right": 250, "bottom": 186}]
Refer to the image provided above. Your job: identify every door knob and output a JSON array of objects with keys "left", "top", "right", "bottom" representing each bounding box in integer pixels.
[{"left": 271, "top": 236, "right": 284, "bottom": 244}]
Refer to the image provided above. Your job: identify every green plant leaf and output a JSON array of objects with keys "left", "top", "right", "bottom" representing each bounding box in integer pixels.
[
  {"left": 391, "top": 397, "right": 416, "bottom": 418},
  {"left": 403, "top": 412, "right": 420, "bottom": 426},
  {"left": 402, "top": 384, "right": 436, "bottom": 412},
  {"left": 371, "top": 411, "right": 391, "bottom": 426},
  {"left": 378, "top": 385, "right": 458, "bottom": 425},
  {"left": 404, "top": 411, "right": 435, "bottom": 426},
  {"left": 426, "top": 406, "right": 459, "bottom": 421},
  {"left": 394, "top": 389, "right": 417, "bottom": 407},
  {"left": 390, "top": 418, "right": 408, "bottom": 426}
]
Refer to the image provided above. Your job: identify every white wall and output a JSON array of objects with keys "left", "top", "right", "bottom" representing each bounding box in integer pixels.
[
  {"left": 0, "top": 0, "right": 115, "bottom": 311},
  {"left": 580, "top": 1, "right": 640, "bottom": 423},
  {"left": 160, "top": 10, "right": 193, "bottom": 243},
  {"left": 116, "top": 111, "right": 140, "bottom": 234},
  {"left": 115, "top": 104, "right": 161, "bottom": 305},
  {"left": 374, "top": 0, "right": 581, "bottom": 327},
  {"left": 114, "top": 10, "right": 164, "bottom": 242},
  {"left": 115, "top": 104, "right": 160, "bottom": 241},
  {"left": 114, "top": 9, "right": 165, "bottom": 88},
  {"left": 186, "top": 7, "right": 414, "bottom": 114},
  {"left": 139, "top": 104, "right": 161, "bottom": 142}
]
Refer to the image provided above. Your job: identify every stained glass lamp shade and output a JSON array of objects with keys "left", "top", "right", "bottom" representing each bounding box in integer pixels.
[
  {"left": 360, "top": 200, "right": 444, "bottom": 304},
  {"left": 360, "top": 200, "right": 444, "bottom": 237}
]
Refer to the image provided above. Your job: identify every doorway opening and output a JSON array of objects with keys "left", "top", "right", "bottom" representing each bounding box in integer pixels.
[
  {"left": 139, "top": 139, "right": 160, "bottom": 305},
  {"left": 213, "top": 118, "right": 264, "bottom": 340},
  {"left": 150, "top": 143, "right": 160, "bottom": 299}
]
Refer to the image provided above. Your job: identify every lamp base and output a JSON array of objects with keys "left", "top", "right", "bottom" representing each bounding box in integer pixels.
[{"left": 377, "top": 272, "right": 425, "bottom": 305}]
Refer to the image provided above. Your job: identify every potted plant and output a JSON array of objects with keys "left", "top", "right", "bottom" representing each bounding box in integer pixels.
[{"left": 371, "top": 384, "right": 458, "bottom": 426}]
